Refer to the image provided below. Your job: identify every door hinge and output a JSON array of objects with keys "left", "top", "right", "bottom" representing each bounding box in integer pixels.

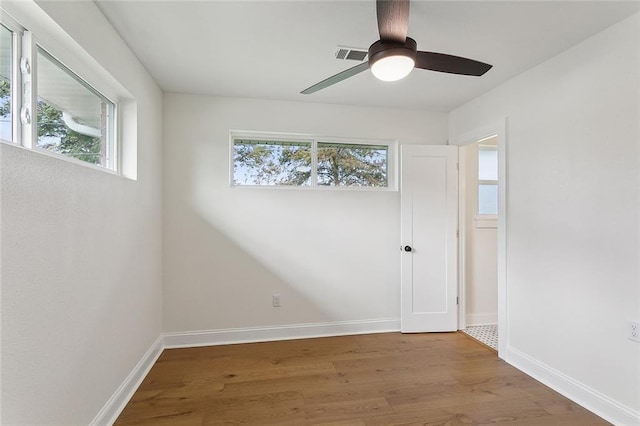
[
  {"left": 456, "top": 297, "right": 459, "bottom": 305},
  {"left": 456, "top": 230, "right": 459, "bottom": 238}
]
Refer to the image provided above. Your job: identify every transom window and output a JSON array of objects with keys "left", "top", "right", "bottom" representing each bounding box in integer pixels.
[
  {"left": 231, "top": 133, "right": 394, "bottom": 189},
  {"left": 36, "top": 48, "right": 115, "bottom": 168},
  {"left": 0, "top": 13, "right": 118, "bottom": 171}
]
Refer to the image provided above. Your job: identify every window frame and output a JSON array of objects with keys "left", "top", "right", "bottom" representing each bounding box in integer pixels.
[
  {"left": 229, "top": 131, "right": 397, "bottom": 190},
  {"left": 477, "top": 142, "right": 498, "bottom": 219},
  {"left": 35, "top": 46, "right": 117, "bottom": 170},
  {"left": 0, "top": 7, "right": 120, "bottom": 174},
  {"left": 0, "top": 15, "right": 22, "bottom": 145},
  {"left": 231, "top": 135, "right": 314, "bottom": 187}
]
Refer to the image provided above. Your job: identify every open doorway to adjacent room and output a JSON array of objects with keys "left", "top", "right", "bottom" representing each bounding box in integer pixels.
[{"left": 459, "top": 135, "right": 499, "bottom": 350}]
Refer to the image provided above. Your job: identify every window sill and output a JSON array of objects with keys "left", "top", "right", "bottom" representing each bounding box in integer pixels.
[
  {"left": 474, "top": 215, "right": 497, "bottom": 229},
  {"left": 1, "top": 139, "right": 126, "bottom": 178},
  {"left": 230, "top": 183, "right": 397, "bottom": 192}
]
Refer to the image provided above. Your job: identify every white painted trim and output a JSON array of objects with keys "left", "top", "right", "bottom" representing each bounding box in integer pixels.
[
  {"left": 506, "top": 346, "right": 640, "bottom": 426},
  {"left": 89, "top": 336, "right": 164, "bottom": 426},
  {"left": 466, "top": 313, "right": 498, "bottom": 326},
  {"left": 163, "top": 318, "right": 401, "bottom": 349},
  {"left": 474, "top": 215, "right": 497, "bottom": 229},
  {"left": 451, "top": 118, "right": 508, "bottom": 359},
  {"left": 457, "top": 145, "right": 468, "bottom": 330},
  {"left": 496, "top": 119, "right": 508, "bottom": 358}
]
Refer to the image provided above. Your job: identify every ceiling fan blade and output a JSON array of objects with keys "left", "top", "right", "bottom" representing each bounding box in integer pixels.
[
  {"left": 415, "top": 51, "right": 492, "bottom": 76},
  {"left": 301, "top": 62, "right": 370, "bottom": 94},
  {"left": 376, "top": 0, "right": 410, "bottom": 43}
]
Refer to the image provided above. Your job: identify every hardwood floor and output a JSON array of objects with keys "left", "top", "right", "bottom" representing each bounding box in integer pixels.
[{"left": 115, "top": 332, "right": 608, "bottom": 425}]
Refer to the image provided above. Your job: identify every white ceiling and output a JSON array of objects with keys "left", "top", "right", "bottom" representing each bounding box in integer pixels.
[{"left": 96, "top": 1, "right": 639, "bottom": 112}]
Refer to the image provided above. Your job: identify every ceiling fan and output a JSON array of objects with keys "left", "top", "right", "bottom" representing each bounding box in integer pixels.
[{"left": 301, "top": 0, "right": 493, "bottom": 94}]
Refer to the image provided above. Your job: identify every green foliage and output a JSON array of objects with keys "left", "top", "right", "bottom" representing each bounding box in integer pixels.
[
  {"left": 0, "top": 81, "right": 103, "bottom": 165},
  {"left": 317, "top": 145, "right": 387, "bottom": 187},
  {"left": 37, "top": 99, "right": 102, "bottom": 165},
  {"left": 279, "top": 146, "right": 312, "bottom": 186},
  {"left": 0, "top": 79, "right": 10, "bottom": 118},
  {"left": 234, "top": 142, "right": 311, "bottom": 185},
  {"left": 233, "top": 140, "right": 387, "bottom": 187},
  {"left": 37, "top": 100, "right": 67, "bottom": 137}
]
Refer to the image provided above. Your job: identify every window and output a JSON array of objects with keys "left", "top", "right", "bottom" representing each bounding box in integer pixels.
[
  {"left": 233, "top": 139, "right": 312, "bottom": 186},
  {"left": 0, "top": 24, "right": 13, "bottom": 142},
  {"left": 0, "top": 10, "right": 118, "bottom": 172},
  {"left": 478, "top": 141, "right": 498, "bottom": 215},
  {"left": 317, "top": 142, "right": 387, "bottom": 187},
  {"left": 232, "top": 133, "right": 394, "bottom": 189},
  {"left": 36, "top": 48, "right": 115, "bottom": 168}
]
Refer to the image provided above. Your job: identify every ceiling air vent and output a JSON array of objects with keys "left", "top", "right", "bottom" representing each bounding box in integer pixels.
[{"left": 335, "top": 46, "right": 368, "bottom": 62}]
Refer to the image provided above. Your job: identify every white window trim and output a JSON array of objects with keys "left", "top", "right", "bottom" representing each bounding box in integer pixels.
[
  {"left": 0, "top": 13, "right": 23, "bottom": 145},
  {"left": 229, "top": 130, "right": 398, "bottom": 191},
  {"left": 474, "top": 214, "right": 498, "bottom": 229}
]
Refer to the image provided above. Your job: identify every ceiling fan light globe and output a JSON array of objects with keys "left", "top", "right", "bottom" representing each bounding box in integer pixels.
[{"left": 371, "top": 55, "right": 415, "bottom": 81}]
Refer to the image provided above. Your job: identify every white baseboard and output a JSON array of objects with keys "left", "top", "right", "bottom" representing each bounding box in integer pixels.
[
  {"left": 163, "top": 318, "right": 401, "bottom": 349},
  {"left": 506, "top": 346, "right": 640, "bottom": 426},
  {"left": 466, "top": 313, "right": 497, "bottom": 326},
  {"left": 89, "top": 319, "right": 399, "bottom": 424},
  {"left": 90, "top": 324, "right": 638, "bottom": 426},
  {"left": 89, "top": 336, "right": 164, "bottom": 426}
]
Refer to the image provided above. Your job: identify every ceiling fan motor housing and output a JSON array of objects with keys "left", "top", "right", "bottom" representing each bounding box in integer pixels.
[{"left": 368, "top": 37, "right": 418, "bottom": 66}]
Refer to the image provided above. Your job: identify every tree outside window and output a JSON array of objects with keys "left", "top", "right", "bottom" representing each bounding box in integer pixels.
[{"left": 233, "top": 137, "right": 390, "bottom": 188}]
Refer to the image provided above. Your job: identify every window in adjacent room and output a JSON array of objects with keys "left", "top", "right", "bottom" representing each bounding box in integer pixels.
[
  {"left": 231, "top": 133, "right": 394, "bottom": 189},
  {"left": 478, "top": 138, "right": 498, "bottom": 215}
]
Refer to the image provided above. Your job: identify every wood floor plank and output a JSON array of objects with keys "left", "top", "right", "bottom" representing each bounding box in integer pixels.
[
  {"left": 114, "top": 332, "right": 609, "bottom": 425},
  {"left": 219, "top": 372, "right": 349, "bottom": 398},
  {"left": 443, "top": 397, "right": 552, "bottom": 423},
  {"left": 303, "top": 396, "right": 393, "bottom": 423}
]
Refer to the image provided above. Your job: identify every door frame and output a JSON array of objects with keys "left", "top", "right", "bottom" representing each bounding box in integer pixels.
[{"left": 451, "top": 118, "right": 508, "bottom": 358}]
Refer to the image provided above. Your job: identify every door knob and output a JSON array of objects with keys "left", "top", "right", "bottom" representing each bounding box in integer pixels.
[{"left": 404, "top": 245, "right": 412, "bottom": 252}]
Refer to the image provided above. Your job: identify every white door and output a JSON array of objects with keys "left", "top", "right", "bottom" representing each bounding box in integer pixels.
[{"left": 401, "top": 145, "right": 458, "bottom": 332}]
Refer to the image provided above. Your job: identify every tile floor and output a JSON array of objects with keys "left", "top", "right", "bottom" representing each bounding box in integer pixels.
[{"left": 463, "top": 324, "right": 498, "bottom": 350}]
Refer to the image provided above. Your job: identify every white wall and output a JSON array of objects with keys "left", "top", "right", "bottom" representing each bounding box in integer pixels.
[
  {"left": 163, "top": 94, "right": 447, "bottom": 333},
  {"left": 450, "top": 13, "right": 640, "bottom": 419},
  {"left": 0, "top": 1, "right": 163, "bottom": 424},
  {"left": 461, "top": 143, "right": 498, "bottom": 326}
]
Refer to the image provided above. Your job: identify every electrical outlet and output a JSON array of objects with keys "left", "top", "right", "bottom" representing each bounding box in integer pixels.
[
  {"left": 272, "top": 294, "right": 281, "bottom": 308},
  {"left": 629, "top": 321, "right": 640, "bottom": 342}
]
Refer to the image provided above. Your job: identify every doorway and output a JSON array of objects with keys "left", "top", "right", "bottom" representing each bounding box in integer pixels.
[
  {"left": 459, "top": 136, "right": 498, "bottom": 350},
  {"left": 453, "top": 119, "right": 507, "bottom": 358},
  {"left": 400, "top": 121, "right": 509, "bottom": 359}
]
